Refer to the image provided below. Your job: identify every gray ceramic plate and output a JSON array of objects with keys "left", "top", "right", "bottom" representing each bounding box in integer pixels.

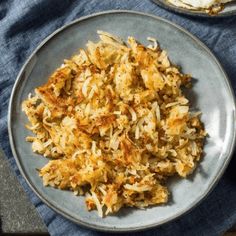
[
  {"left": 152, "top": 0, "right": 236, "bottom": 17},
  {"left": 8, "top": 10, "right": 236, "bottom": 232}
]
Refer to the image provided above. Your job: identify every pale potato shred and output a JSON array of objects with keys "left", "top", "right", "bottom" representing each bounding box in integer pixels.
[{"left": 22, "top": 31, "right": 206, "bottom": 217}]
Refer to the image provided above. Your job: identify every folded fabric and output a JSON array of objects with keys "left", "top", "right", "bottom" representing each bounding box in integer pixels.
[{"left": 1, "top": 0, "right": 236, "bottom": 235}]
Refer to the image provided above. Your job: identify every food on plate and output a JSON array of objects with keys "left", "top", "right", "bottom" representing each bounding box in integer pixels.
[
  {"left": 167, "top": 0, "right": 233, "bottom": 14},
  {"left": 22, "top": 31, "right": 206, "bottom": 217}
]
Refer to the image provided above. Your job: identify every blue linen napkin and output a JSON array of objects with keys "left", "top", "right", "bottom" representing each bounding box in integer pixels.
[{"left": 1, "top": 0, "right": 236, "bottom": 235}]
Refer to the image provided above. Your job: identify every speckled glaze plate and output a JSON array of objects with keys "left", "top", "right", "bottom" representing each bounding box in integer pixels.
[
  {"left": 152, "top": 0, "right": 236, "bottom": 17},
  {"left": 8, "top": 11, "right": 236, "bottom": 232}
]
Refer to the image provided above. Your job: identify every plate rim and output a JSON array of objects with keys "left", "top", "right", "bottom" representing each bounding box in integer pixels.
[
  {"left": 152, "top": 0, "right": 236, "bottom": 17},
  {"left": 8, "top": 10, "right": 236, "bottom": 232}
]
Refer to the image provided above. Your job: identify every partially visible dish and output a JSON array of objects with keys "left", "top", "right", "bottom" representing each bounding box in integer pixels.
[
  {"left": 167, "top": 0, "right": 232, "bottom": 14},
  {"left": 152, "top": 0, "right": 236, "bottom": 16},
  {"left": 22, "top": 31, "right": 205, "bottom": 217}
]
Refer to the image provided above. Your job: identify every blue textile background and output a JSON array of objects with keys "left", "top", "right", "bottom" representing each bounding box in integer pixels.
[{"left": 1, "top": 0, "right": 236, "bottom": 235}]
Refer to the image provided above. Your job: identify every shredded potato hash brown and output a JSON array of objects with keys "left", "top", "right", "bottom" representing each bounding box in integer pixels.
[{"left": 22, "top": 31, "right": 206, "bottom": 217}]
